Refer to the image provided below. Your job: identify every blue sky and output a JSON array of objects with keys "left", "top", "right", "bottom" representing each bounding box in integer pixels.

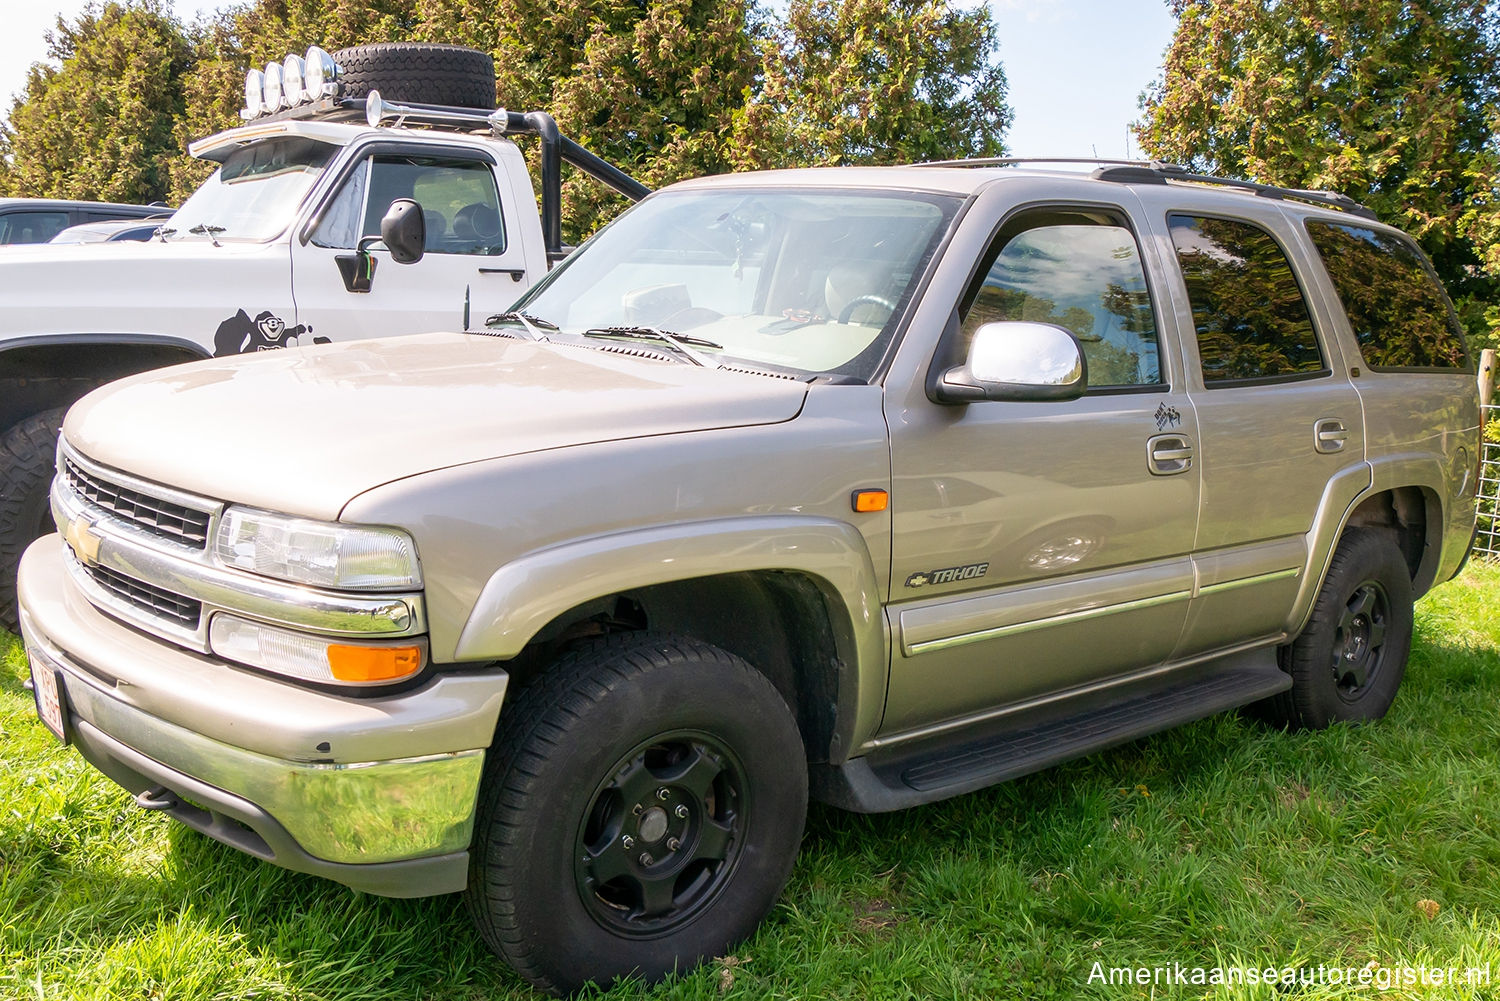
[
  {"left": 2, "top": 1, "right": 1180, "bottom": 160},
  {"left": 993, "top": 0, "right": 1179, "bottom": 159}
]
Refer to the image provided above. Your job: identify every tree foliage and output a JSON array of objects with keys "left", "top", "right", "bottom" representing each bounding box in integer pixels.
[
  {"left": 0, "top": 1, "right": 193, "bottom": 203},
  {"left": 3, "top": 0, "right": 1008, "bottom": 240},
  {"left": 729, "top": 0, "right": 1007, "bottom": 169},
  {"left": 1137, "top": 0, "right": 1500, "bottom": 340}
]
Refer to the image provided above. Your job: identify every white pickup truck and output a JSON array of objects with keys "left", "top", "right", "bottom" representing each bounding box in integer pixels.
[{"left": 0, "top": 42, "right": 646, "bottom": 627}]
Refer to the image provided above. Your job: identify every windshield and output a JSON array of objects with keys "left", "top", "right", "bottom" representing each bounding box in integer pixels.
[
  {"left": 512, "top": 187, "right": 960, "bottom": 380},
  {"left": 168, "top": 137, "right": 336, "bottom": 242}
]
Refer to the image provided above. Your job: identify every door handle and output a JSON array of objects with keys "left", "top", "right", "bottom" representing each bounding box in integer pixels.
[
  {"left": 478, "top": 267, "right": 526, "bottom": 282},
  {"left": 1147, "top": 434, "right": 1194, "bottom": 475},
  {"left": 1315, "top": 418, "right": 1349, "bottom": 454}
]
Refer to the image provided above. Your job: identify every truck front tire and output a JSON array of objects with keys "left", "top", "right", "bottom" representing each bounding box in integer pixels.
[
  {"left": 465, "top": 633, "right": 807, "bottom": 995},
  {"left": 0, "top": 408, "right": 63, "bottom": 633}
]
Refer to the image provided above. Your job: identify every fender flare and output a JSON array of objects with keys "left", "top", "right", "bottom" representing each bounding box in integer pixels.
[
  {"left": 454, "top": 515, "right": 889, "bottom": 754},
  {"left": 1285, "top": 453, "right": 1445, "bottom": 636}
]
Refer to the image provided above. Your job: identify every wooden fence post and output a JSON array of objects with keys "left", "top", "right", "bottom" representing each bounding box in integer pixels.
[{"left": 1481, "top": 348, "right": 1497, "bottom": 410}]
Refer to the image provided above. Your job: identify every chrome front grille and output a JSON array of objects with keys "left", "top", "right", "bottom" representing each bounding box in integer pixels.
[
  {"left": 73, "top": 554, "right": 202, "bottom": 629},
  {"left": 63, "top": 456, "right": 213, "bottom": 549}
]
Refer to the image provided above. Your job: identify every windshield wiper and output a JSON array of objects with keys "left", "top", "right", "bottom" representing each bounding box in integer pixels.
[
  {"left": 486, "top": 311, "right": 557, "bottom": 340},
  {"left": 582, "top": 326, "right": 721, "bottom": 367},
  {"left": 155, "top": 226, "right": 176, "bottom": 243},
  {"left": 188, "top": 223, "right": 225, "bottom": 247}
]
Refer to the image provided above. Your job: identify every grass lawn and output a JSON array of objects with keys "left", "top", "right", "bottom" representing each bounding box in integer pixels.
[{"left": 6, "top": 565, "right": 1500, "bottom": 1000}]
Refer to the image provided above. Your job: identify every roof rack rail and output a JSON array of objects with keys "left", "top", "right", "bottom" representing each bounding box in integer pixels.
[
  {"left": 913, "top": 156, "right": 1171, "bottom": 169},
  {"left": 1091, "top": 162, "right": 1377, "bottom": 221},
  {"left": 223, "top": 92, "right": 650, "bottom": 264}
]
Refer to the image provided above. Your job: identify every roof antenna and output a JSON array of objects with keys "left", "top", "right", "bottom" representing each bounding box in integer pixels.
[{"left": 1092, "top": 144, "right": 1098, "bottom": 158}]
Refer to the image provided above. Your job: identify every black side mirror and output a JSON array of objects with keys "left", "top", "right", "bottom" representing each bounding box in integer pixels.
[
  {"left": 380, "top": 198, "right": 426, "bottom": 265},
  {"left": 335, "top": 198, "right": 426, "bottom": 293}
]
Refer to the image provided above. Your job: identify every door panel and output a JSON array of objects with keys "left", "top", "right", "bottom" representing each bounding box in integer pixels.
[
  {"left": 1148, "top": 208, "right": 1367, "bottom": 658},
  {"left": 884, "top": 393, "right": 1200, "bottom": 731}
]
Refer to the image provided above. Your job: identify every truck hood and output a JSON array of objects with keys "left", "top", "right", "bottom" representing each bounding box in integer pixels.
[{"left": 64, "top": 332, "right": 809, "bottom": 520}]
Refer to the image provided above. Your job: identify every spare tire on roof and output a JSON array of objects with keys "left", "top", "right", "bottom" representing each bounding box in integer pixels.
[{"left": 332, "top": 43, "right": 496, "bottom": 110}]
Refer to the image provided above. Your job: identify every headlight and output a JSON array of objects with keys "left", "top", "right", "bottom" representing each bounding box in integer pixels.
[
  {"left": 263, "top": 60, "right": 284, "bottom": 110},
  {"left": 282, "top": 53, "right": 306, "bottom": 105},
  {"left": 215, "top": 507, "right": 421, "bottom": 590},
  {"left": 211, "top": 614, "right": 425, "bottom": 685}
]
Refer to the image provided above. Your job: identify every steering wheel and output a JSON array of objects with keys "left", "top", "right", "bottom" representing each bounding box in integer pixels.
[{"left": 837, "top": 294, "right": 897, "bottom": 325}]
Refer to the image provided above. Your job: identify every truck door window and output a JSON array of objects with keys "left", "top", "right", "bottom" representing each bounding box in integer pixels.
[
  {"left": 961, "top": 212, "right": 1162, "bottom": 388},
  {"left": 314, "top": 154, "right": 506, "bottom": 256},
  {"left": 1169, "top": 214, "right": 1326, "bottom": 385},
  {"left": 1304, "top": 221, "right": 1469, "bottom": 371}
]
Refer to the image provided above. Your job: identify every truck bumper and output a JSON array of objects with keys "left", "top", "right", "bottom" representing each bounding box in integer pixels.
[{"left": 17, "top": 537, "right": 509, "bottom": 898}]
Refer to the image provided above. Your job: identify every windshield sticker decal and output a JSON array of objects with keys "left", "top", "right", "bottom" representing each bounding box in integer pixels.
[{"left": 214, "top": 309, "right": 330, "bottom": 356}]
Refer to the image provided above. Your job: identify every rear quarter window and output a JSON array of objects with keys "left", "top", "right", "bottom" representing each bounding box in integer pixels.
[{"left": 1304, "top": 221, "right": 1469, "bottom": 371}]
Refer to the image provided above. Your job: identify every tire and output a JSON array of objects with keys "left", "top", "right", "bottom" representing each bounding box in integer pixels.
[
  {"left": 331, "top": 43, "right": 495, "bottom": 109},
  {"left": 0, "top": 408, "right": 64, "bottom": 634},
  {"left": 465, "top": 633, "right": 808, "bottom": 995},
  {"left": 1258, "top": 528, "right": 1414, "bottom": 730}
]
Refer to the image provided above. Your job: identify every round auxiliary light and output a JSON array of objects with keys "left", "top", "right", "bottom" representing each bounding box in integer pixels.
[
  {"left": 241, "top": 68, "right": 265, "bottom": 118},
  {"left": 304, "top": 45, "right": 337, "bottom": 99},
  {"left": 263, "top": 60, "right": 284, "bottom": 111},
  {"left": 282, "top": 53, "right": 306, "bottom": 105}
]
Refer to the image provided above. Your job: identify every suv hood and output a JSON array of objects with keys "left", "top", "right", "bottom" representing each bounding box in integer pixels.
[{"left": 64, "top": 332, "right": 808, "bottom": 520}]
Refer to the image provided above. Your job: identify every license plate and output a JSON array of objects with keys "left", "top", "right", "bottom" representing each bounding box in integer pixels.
[{"left": 27, "top": 651, "right": 68, "bottom": 744}]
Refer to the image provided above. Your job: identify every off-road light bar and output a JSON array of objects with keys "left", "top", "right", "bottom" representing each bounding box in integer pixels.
[{"left": 241, "top": 46, "right": 342, "bottom": 119}]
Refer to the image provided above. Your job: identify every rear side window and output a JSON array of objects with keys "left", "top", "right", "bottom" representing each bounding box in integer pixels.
[
  {"left": 1169, "top": 214, "right": 1325, "bottom": 384},
  {"left": 1305, "top": 221, "right": 1468, "bottom": 371}
]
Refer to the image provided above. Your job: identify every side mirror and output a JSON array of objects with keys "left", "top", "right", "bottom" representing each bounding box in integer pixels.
[
  {"left": 932, "top": 321, "right": 1087, "bottom": 403},
  {"left": 335, "top": 198, "right": 426, "bottom": 293},
  {"left": 380, "top": 198, "right": 426, "bottom": 265}
]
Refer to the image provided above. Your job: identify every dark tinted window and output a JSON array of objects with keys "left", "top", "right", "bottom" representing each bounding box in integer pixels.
[
  {"left": 963, "top": 216, "right": 1161, "bottom": 387},
  {"left": 1305, "top": 221, "right": 1468, "bottom": 370},
  {"left": 0, "top": 211, "right": 70, "bottom": 244},
  {"left": 1169, "top": 215, "right": 1324, "bottom": 383}
]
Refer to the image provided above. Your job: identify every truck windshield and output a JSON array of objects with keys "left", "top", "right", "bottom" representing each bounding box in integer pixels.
[
  {"left": 511, "top": 187, "right": 961, "bottom": 381},
  {"left": 167, "top": 137, "right": 337, "bottom": 243}
]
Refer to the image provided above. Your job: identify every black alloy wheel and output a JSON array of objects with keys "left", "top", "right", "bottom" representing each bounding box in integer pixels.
[{"left": 575, "top": 731, "right": 746, "bottom": 936}]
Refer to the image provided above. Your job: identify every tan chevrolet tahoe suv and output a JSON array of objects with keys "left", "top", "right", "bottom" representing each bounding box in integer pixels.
[{"left": 17, "top": 160, "right": 1479, "bottom": 993}]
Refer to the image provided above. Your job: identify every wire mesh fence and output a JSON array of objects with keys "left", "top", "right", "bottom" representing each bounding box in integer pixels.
[{"left": 1477, "top": 402, "right": 1500, "bottom": 559}]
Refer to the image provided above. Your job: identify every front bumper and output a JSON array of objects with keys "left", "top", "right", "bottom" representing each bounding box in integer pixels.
[{"left": 18, "top": 537, "right": 509, "bottom": 897}]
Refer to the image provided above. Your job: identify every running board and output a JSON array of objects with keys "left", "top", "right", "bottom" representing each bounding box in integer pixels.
[{"left": 812, "top": 647, "right": 1290, "bottom": 813}]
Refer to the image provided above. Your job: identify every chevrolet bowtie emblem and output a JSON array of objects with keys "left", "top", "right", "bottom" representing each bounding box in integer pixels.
[{"left": 65, "top": 515, "right": 102, "bottom": 565}]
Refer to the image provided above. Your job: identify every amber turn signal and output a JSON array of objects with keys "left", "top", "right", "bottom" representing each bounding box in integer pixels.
[
  {"left": 851, "top": 489, "right": 889, "bottom": 513},
  {"left": 327, "top": 643, "right": 423, "bottom": 683}
]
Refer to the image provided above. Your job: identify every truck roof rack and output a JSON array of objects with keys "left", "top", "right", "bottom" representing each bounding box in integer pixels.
[
  {"left": 1090, "top": 162, "right": 1378, "bottom": 221},
  {"left": 240, "top": 93, "right": 650, "bottom": 264}
]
